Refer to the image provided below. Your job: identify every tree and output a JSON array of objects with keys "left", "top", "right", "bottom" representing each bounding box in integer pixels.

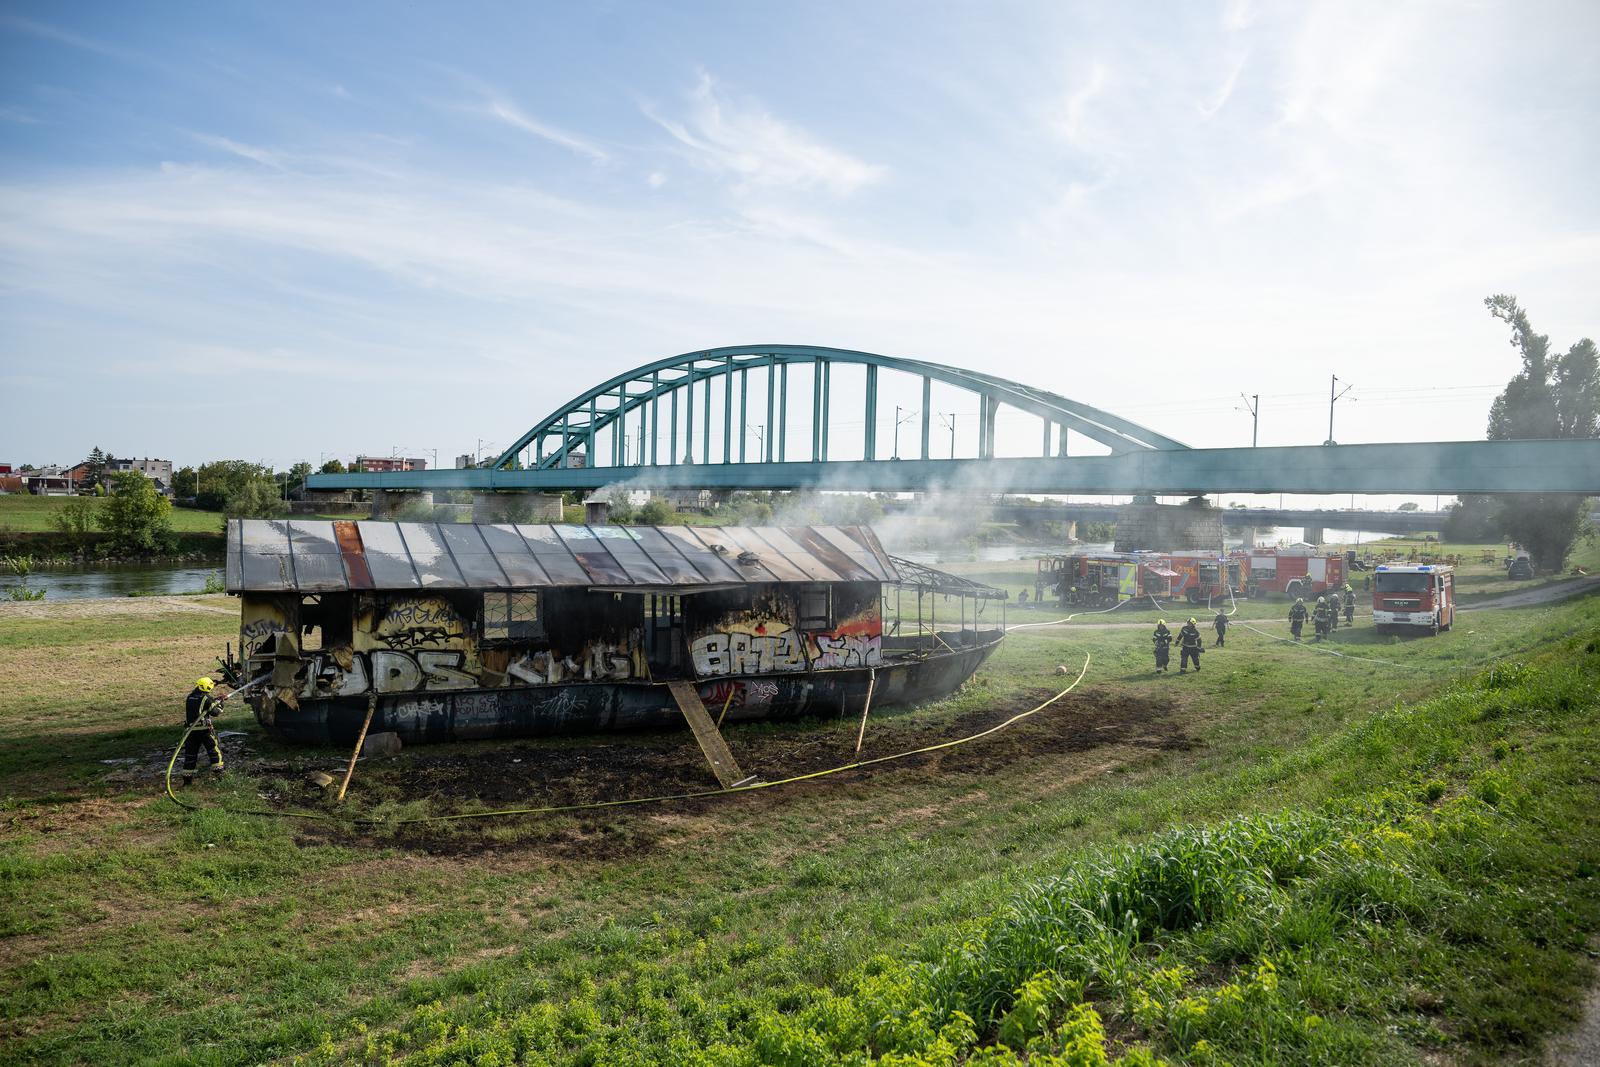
[
  {"left": 288, "top": 462, "right": 313, "bottom": 498},
  {"left": 193, "top": 460, "right": 274, "bottom": 511},
  {"left": 318, "top": 459, "right": 346, "bottom": 475},
  {"left": 51, "top": 497, "right": 99, "bottom": 547},
  {"left": 223, "top": 477, "right": 288, "bottom": 522},
  {"left": 81, "top": 446, "right": 107, "bottom": 490},
  {"left": 1483, "top": 295, "right": 1598, "bottom": 571},
  {"left": 636, "top": 497, "right": 674, "bottom": 525},
  {"left": 1396, "top": 502, "right": 1420, "bottom": 512},
  {"left": 99, "top": 471, "right": 175, "bottom": 556}
]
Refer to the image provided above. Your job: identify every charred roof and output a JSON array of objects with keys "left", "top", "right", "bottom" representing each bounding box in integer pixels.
[{"left": 225, "top": 519, "right": 900, "bottom": 594}]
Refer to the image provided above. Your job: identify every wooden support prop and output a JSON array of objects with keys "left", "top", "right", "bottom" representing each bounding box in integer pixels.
[
  {"left": 666, "top": 680, "right": 746, "bottom": 789},
  {"left": 716, "top": 687, "right": 736, "bottom": 728},
  {"left": 854, "top": 667, "right": 878, "bottom": 757},
  {"left": 336, "top": 692, "right": 377, "bottom": 804}
]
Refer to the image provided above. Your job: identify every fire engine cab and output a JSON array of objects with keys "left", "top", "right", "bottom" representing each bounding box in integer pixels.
[
  {"left": 1163, "top": 551, "right": 1245, "bottom": 603},
  {"left": 1372, "top": 564, "right": 1455, "bottom": 635}
]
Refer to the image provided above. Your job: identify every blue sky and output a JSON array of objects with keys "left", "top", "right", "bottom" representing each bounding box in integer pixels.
[{"left": 2, "top": 0, "right": 1597, "bottom": 484}]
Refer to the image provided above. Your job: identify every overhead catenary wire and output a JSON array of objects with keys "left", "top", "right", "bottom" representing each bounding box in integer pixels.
[{"left": 164, "top": 656, "right": 1093, "bottom": 827}]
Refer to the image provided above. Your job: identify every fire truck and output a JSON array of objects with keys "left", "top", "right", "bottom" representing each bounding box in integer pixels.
[
  {"left": 1161, "top": 551, "right": 1245, "bottom": 603},
  {"left": 1240, "top": 547, "right": 1347, "bottom": 599},
  {"left": 1372, "top": 563, "right": 1455, "bottom": 635},
  {"left": 1037, "top": 553, "right": 1176, "bottom": 606}
]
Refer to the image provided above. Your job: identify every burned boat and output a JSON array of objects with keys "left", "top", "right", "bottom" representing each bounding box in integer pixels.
[{"left": 225, "top": 520, "right": 1006, "bottom": 745}]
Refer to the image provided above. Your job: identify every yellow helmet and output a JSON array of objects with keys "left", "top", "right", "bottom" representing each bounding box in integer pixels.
[
  {"left": 1188, "top": 617, "right": 1197, "bottom": 625},
  {"left": 1158, "top": 619, "right": 1166, "bottom": 626},
  {"left": 196, "top": 677, "right": 215, "bottom": 692}
]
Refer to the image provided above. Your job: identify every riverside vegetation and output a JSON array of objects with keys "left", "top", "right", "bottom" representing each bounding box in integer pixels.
[{"left": 1, "top": 573, "right": 1598, "bottom": 1064}]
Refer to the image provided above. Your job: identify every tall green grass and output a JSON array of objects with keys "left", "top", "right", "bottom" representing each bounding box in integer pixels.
[{"left": 299, "top": 629, "right": 1600, "bottom": 1065}]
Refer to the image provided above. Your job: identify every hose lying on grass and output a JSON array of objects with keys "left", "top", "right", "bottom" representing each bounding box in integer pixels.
[{"left": 164, "top": 654, "right": 1092, "bottom": 827}]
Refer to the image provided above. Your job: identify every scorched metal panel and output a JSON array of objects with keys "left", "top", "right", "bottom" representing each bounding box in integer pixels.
[
  {"left": 353, "top": 522, "right": 422, "bottom": 589},
  {"left": 440, "top": 524, "right": 511, "bottom": 588},
  {"left": 286, "top": 521, "right": 348, "bottom": 592},
  {"left": 398, "top": 524, "right": 467, "bottom": 587},
  {"left": 480, "top": 524, "right": 550, "bottom": 587},
  {"left": 554, "top": 525, "right": 632, "bottom": 585},
  {"left": 514, "top": 525, "right": 592, "bottom": 585}
]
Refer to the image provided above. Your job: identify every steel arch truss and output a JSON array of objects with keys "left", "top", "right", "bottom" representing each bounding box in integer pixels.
[{"left": 494, "top": 344, "right": 1187, "bottom": 473}]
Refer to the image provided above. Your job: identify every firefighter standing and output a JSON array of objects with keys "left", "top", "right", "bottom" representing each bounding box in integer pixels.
[
  {"left": 1289, "top": 597, "right": 1308, "bottom": 640},
  {"left": 1178, "top": 617, "right": 1204, "bottom": 673},
  {"left": 1152, "top": 620, "right": 1173, "bottom": 673},
  {"left": 1312, "top": 596, "right": 1333, "bottom": 641},
  {"left": 1343, "top": 583, "right": 1356, "bottom": 626},
  {"left": 1213, "top": 609, "right": 1229, "bottom": 647},
  {"left": 1327, "top": 588, "right": 1342, "bottom": 629},
  {"left": 182, "top": 677, "right": 226, "bottom": 785}
]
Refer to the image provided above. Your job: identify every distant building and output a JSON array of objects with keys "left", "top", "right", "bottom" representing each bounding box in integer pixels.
[
  {"left": 23, "top": 468, "right": 74, "bottom": 495},
  {"left": 353, "top": 456, "right": 429, "bottom": 473},
  {"left": 105, "top": 457, "right": 175, "bottom": 497},
  {"left": 455, "top": 454, "right": 475, "bottom": 469}
]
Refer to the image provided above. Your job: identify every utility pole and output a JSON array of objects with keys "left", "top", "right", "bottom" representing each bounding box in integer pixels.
[
  {"left": 892, "top": 405, "right": 917, "bottom": 459},
  {"left": 748, "top": 424, "right": 765, "bottom": 459},
  {"left": 938, "top": 412, "right": 957, "bottom": 459},
  {"left": 1239, "top": 393, "right": 1260, "bottom": 447},
  {"left": 1327, "top": 375, "right": 1353, "bottom": 445}
]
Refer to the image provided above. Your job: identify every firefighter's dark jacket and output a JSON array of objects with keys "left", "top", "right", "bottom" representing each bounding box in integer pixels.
[
  {"left": 1178, "top": 623, "right": 1203, "bottom": 649},
  {"left": 185, "top": 690, "right": 219, "bottom": 727}
]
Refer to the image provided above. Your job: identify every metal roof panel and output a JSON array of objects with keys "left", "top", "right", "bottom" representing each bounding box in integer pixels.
[
  {"left": 354, "top": 521, "right": 422, "bottom": 589},
  {"left": 440, "top": 524, "right": 511, "bottom": 588}
]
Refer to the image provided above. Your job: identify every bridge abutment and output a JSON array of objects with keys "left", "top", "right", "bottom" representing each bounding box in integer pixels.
[
  {"left": 1115, "top": 498, "right": 1226, "bottom": 552},
  {"left": 471, "top": 491, "right": 564, "bottom": 524}
]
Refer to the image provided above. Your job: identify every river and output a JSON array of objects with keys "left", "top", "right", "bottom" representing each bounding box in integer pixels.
[{"left": 14, "top": 563, "right": 224, "bottom": 600}]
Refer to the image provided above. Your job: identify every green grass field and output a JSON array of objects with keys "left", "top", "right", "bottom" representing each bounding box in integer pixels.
[
  {"left": 2, "top": 564, "right": 1599, "bottom": 1063},
  {"left": 0, "top": 493, "right": 224, "bottom": 534}
]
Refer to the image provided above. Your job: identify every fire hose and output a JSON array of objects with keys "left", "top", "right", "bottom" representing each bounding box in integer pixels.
[{"left": 163, "top": 656, "right": 1093, "bottom": 826}]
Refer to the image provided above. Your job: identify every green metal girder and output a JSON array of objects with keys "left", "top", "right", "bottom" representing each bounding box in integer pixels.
[
  {"left": 491, "top": 344, "right": 1189, "bottom": 472},
  {"left": 309, "top": 439, "right": 1600, "bottom": 495}
]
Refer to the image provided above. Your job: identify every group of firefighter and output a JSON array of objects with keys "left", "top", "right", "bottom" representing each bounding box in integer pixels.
[
  {"left": 1149, "top": 582, "right": 1359, "bottom": 674},
  {"left": 1286, "top": 583, "right": 1357, "bottom": 642}
]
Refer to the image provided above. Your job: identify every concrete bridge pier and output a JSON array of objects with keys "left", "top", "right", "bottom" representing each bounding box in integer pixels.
[
  {"left": 1115, "top": 497, "right": 1226, "bottom": 552},
  {"left": 471, "top": 491, "right": 563, "bottom": 524},
  {"left": 1303, "top": 526, "right": 1325, "bottom": 545}
]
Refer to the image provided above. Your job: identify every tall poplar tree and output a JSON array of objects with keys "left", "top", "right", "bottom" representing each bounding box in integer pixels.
[{"left": 1484, "top": 295, "right": 1599, "bottom": 571}]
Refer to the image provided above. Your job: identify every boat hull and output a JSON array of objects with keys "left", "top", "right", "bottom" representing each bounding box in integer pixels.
[{"left": 252, "top": 633, "right": 1002, "bottom": 745}]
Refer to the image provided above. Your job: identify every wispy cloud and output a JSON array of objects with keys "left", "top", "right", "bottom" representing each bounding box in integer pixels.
[
  {"left": 0, "top": 13, "right": 157, "bottom": 67},
  {"left": 1055, "top": 62, "right": 1108, "bottom": 146},
  {"left": 0, "top": 104, "right": 40, "bottom": 124},
  {"left": 1197, "top": 52, "right": 1248, "bottom": 119},
  {"left": 482, "top": 97, "right": 608, "bottom": 162},
  {"left": 191, "top": 134, "right": 285, "bottom": 169},
  {"left": 646, "top": 72, "right": 885, "bottom": 195}
]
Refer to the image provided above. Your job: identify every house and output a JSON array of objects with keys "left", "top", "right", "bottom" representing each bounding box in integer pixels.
[
  {"left": 354, "top": 456, "right": 429, "bottom": 473},
  {"left": 23, "top": 468, "right": 74, "bottom": 495},
  {"left": 105, "top": 457, "right": 175, "bottom": 497}
]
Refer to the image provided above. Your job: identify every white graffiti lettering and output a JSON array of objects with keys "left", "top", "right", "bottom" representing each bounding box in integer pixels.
[
  {"left": 691, "top": 630, "right": 807, "bottom": 677},
  {"left": 371, "top": 650, "right": 422, "bottom": 693},
  {"left": 811, "top": 634, "right": 882, "bottom": 670},
  {"left": 416, "top": 650, "right": 476, "bottom": 690}
]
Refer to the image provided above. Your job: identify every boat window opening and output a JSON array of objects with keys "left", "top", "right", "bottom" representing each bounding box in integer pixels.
[
  {"left": 483, "top": 591, "right": 541, "bottom": 642},
  {"left": 798, "top": 585, "right": 833, "bottom": 630},
  {"left": 648, "top": 594, "right": 682, "bottom": 628}
]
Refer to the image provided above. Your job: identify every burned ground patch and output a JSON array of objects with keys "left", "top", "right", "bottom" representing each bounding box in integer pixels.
[{"left": 241, "top": 686, "right": 1197, "bottom": 855}]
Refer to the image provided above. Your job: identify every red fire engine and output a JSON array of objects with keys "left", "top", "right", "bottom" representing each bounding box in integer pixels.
[
  {"left": 1240, "top": 547, "right": 1347, "bottom": 599},
  {"left": 1036, "top": 553, "right": 1176, "bottom": 606},
  {"left": 1160, "top": 551, "right": 1245, "bottom": 603},
  {"left": 1371, "top": 563, "right": 1455, "bottom": 635}
]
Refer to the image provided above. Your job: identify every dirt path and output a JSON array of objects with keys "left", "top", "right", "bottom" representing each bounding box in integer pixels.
[
  {"left": 0, "top": 594, "right": 236, "bottom": 620},
  {"left": 1466, "top": 575, "right": 1600, "bottom": 610}
]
